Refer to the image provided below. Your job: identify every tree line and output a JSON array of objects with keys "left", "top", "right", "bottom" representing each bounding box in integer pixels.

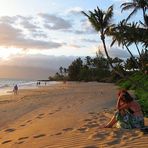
[{"left": 49, "top": 49, "right": 148, "bottom": 82}]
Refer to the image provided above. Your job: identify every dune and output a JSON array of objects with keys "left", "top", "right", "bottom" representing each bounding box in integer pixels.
[{"left": 0, "top": 82, "right": 147, "bottom": 148}]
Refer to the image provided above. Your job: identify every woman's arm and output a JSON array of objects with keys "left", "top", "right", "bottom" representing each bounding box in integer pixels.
[
  {"left": 116, "top": 96, "right": 123, "bottom": 109},
  {"left": 118, "top": 103, "right": 129, "bottom": 110}
]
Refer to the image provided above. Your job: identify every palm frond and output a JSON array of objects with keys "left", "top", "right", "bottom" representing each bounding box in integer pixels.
[
  {"left": 103, "top": 5, "right": 113, "bottom": 26},
  {"left": 121, "top": 3, "right": 136, "bottom": 12},
  {"left": 126, "top": 8, "right": 138, "bottom": 21}
]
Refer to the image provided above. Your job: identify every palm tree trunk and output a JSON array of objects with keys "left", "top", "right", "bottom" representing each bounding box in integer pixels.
[
  {"left": 101, "top": 34, "right": 148, "bottom": 91},
  {"left": 135, "top": 42, "right": 145, "bottom": 70},
  {"left": 124, "top": 43, "right": 141, "bottom": 70},
  {"left": 101, "top": 33, "right": 125, "bottom": 77}
]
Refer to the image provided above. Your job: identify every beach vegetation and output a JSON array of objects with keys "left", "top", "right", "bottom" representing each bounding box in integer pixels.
[{"left": 117, "top": 72, "right": 148, "bottom": 116}]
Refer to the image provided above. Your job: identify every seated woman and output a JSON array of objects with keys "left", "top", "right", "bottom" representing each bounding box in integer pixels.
[{"left": 105, "top": 90, "right": 144, "bottom": 129}]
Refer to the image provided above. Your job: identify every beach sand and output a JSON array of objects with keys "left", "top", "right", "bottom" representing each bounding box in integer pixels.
[{"left": 0, "top": 82, "right": 147, "bottom": 148}]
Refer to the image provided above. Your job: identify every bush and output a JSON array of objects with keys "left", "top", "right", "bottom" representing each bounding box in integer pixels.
[
  {"left": 117, "top": 72, "right": 148, "bottom": 116},
  {"left": 135, "top": 89, "right": 148, "bottom": 117}
]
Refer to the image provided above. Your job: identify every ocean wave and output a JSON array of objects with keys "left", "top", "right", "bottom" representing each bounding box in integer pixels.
[{"left": 0, "top": 84, "right": 10, "bottom": 88}]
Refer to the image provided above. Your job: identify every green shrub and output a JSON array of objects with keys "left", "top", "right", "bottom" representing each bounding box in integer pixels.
[{"left": 117, "top": 72, "right": 148, "bottom": 116}]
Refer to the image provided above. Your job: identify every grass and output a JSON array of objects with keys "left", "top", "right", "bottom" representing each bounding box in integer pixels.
[{"left": 117, "top": 72, "right": 148, "bottom": 117}]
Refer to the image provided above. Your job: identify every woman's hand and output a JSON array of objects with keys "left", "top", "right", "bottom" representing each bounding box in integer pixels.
[{"left": 116, "top": 95, "right": 122, "bottom": 109}]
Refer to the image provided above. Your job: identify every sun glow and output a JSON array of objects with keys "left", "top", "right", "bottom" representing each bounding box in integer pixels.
[
  {"left": 0, "top": 1, "right": 18, "bottom": 16},
  {"left": 0, "top": 48, "right": 22, "bottom": 59}
]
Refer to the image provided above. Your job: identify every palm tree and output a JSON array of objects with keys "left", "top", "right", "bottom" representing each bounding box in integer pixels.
[
  {"left": 121, "top": 0, "right": 148, "bottom": 26},
  {"left": 82, "top": 6, "right": 116, "bottom": 71},
  {"left": 59, "top": 66, "right": 63, "bottom": 76},
  {"left": 109, "top": 20, "right": 141, "bottom": 70}
]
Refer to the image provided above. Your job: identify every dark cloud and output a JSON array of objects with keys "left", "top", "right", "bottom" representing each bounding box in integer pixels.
[
  {"left": 20, "top": 19, "right": 40, "bottom": 32},
  {"left": 0, "top": 65, "right": 54, "bottom": 80},
  {"left": 39, "top": 13, "right": 72, "bottom": 30},
  {"left": 0, "top": 16, "right": 18, "bottom": 24},
  {"left": 2, "top": 54, "right": 76, "bottom": 68},
  {"left": 0, "top": 55, "right": 77, "bottom": 79},
  {"left": 108, "top": 48, "right": 130, "bottom": 59}
]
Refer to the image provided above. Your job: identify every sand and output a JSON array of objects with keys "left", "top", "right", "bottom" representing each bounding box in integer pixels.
[{"left": 0, "top": 82, "right": 147, "bottom": 148}]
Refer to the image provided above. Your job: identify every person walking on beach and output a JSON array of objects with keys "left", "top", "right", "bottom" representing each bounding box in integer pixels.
[
  {"left": 104, "top": 90, "right": 144, "bottom": 129},
  {"left": 13, "top": 84, "right": 18, "bottom": 95}
]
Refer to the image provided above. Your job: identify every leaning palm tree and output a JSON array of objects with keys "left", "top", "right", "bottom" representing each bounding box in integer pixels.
[
  {"left": 82, "top": 6, "right": 115, "bottom": 72},
  {"left": 109, "top": 20, "right": 141, "bottom": 70},
  {"left": 121, "top": 0, "right": 148, "bottom": 26}
]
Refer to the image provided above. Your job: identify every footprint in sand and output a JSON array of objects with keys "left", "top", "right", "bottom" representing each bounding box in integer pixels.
[
  {"left": 1, "top": 140, "right": 12, "bottom": 144},
  {"left": 55, "top": 107, "right": 62, "bottom": 112},
  {"left": 83, "top": 146, "right": 98, "bottom": 148},
  {"left": 38, "top": 113, "right": 45, "bottom": 116},
  {"left": 26, "top": 120, "right": 32, "bottom": 123},
  {"left": 84, "top": 119, "right": 92, "bottom": 122},
  {"left": 20, "top": 124, "right": 26, "bottom": 127},
  {"left": 4, "top": 128, "right": 16, "bottom": 133},
  {"left": 88, "top": 112, "right": 95, "bottom": 115},
  {"left": 77, "top": 127, "right": 88, "bottom": 133},
  {"left": 18, "top": 137, "right": 29, "bottom": 141},
  {"left": 62, "top": 127, "right": 74, "bottom": 132},
  {"left": 106, "top": 139, "right": 121, "bottom": 145},
  {"left": 16, "top": 141, "right": 25, "bottom": 144},
  {"left": 36, "top": 113, "right": 45, "bottom": 119},
  {"left": 33, "top": 134, "right": 46, "bottom": 138},
  {"left": 92, "top": 116, "right": 98, "bottom": 120},
  {"left": 84, "top": 123, "right": 99, "bottom": 128},
  {"left": 15, "top": 137, "right": 29, "bottom": 145},
  {"left": 48, "top": 112, "right": 54, "bottom": 115},
  {"left": 88, "top": 130, "right": 110, "bottom": 140},
  {"left": 54, "top": 132, "right": 62, "bottom": 136}
]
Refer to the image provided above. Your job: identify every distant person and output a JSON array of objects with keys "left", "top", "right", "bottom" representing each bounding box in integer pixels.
[
  {"left": 13, "top": 84, "right": 18, "bottom": 95},
  {"left": 63, "top": 79, "right": 66, "bottom": 84}
]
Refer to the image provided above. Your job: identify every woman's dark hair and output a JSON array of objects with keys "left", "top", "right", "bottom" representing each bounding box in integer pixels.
[{"left": 122, "top": 92, "right": 133, "bottom": 103}]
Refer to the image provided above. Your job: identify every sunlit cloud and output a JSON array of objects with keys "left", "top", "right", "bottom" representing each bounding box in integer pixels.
[{"left": 0, "top": 23, "right": 63, "bottom": 50}]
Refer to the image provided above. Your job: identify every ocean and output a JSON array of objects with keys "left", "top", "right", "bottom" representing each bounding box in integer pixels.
[{"left": 0, "top": 78, "right": 60, "bottom": 96}]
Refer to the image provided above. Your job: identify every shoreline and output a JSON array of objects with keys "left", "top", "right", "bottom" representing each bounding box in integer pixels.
[
  {"left": 0, "top": 82, "right": 147, "bottom": 147},
  {"left": 0, "top": 81, "right": 62, "bottom": 97}
]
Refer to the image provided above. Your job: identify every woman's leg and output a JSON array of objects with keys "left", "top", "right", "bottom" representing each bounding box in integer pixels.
[{"left": 105, "top": 115, "right": 117, "bottom": 128}]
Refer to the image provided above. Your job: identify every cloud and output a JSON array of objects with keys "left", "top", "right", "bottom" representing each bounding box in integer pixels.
[
  {"left": 1, "top": 54, "right": 76, "bottom": 69},
  {"left": 82, "top": 39, "right": 98, "bottom": 43},
  {"left": 0, "top": 16, "right": 18, "bottom": 24},
  {"left": 20, "top": 19, "right": 40, "bottom": 32},
  {"left": 108, "top": 48, "right": 130, "bottom": 59},
  {"left": 0, "top": 54, "right": 77, "bottom": 79},
  {"left": 96, "top": 43, "right": 131, "bottom": 59},
  {"left": 32, "top": 31, "right": 48, "bottom": 38},
  {"left": 66, "top": 7, "right": 83, "bottom": 15},
  {"left": 0, "top": 65, "right": 53, "bottom": 80},
  {"left": 39, "top": 13, "right": 72, "bottom": 30},
  {"left": 0, "top": 23, "right": 63, "bottom": 49}
]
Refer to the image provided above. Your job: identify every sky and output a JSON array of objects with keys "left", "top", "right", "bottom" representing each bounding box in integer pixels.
[{"left": 0, "top": 0, "right": 143, "bottom": 80}]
